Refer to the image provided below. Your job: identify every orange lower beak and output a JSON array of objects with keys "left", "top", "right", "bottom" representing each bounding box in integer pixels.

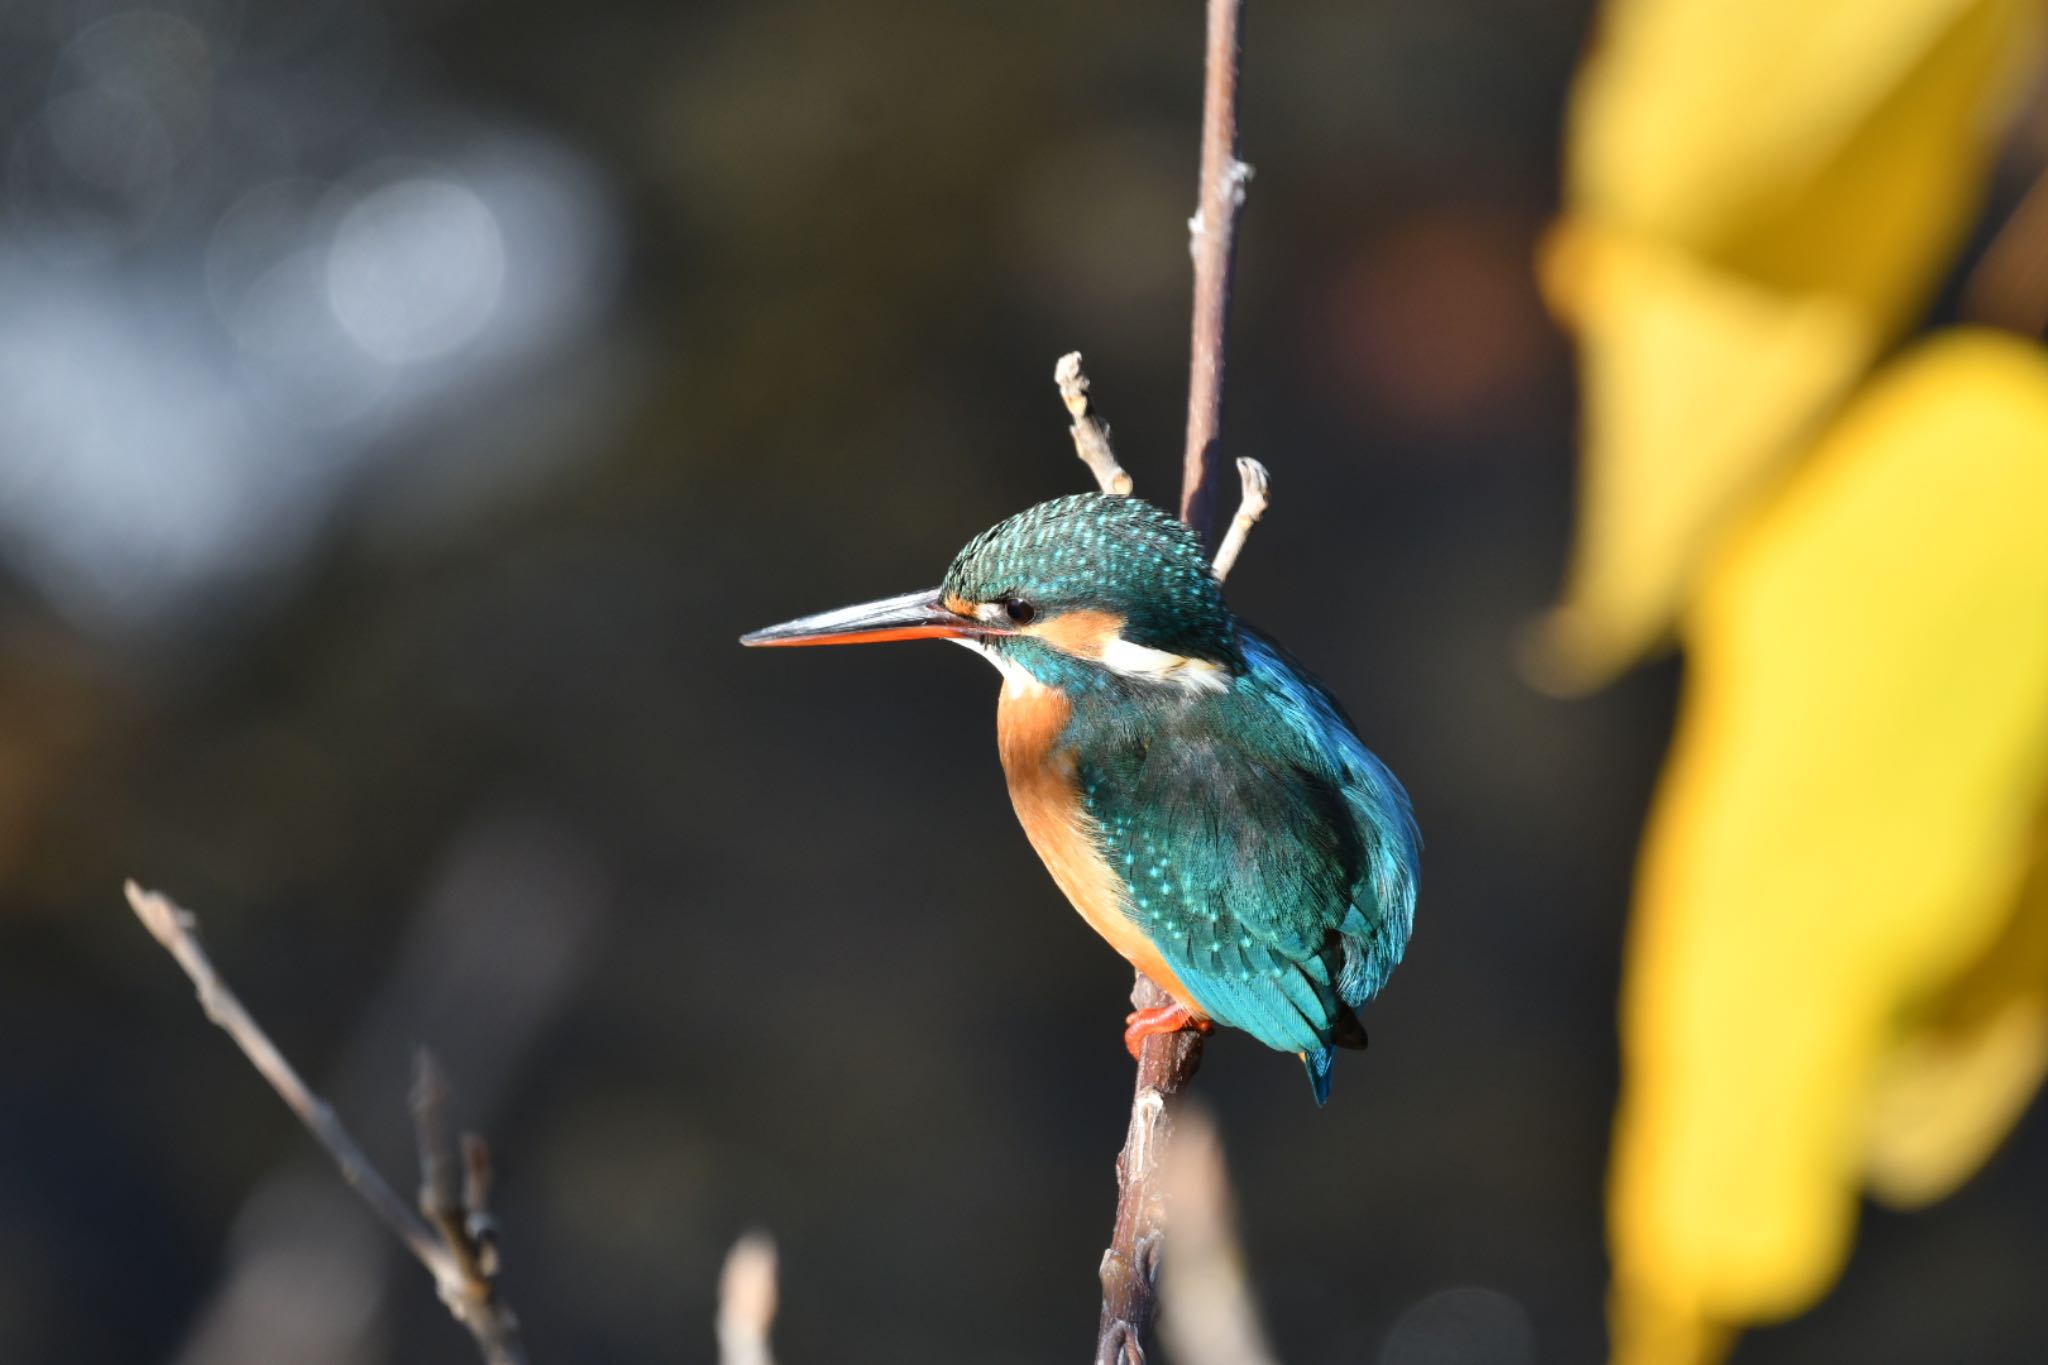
[{"left": 740, "top": 589, "right": 993, "bottom": 647}]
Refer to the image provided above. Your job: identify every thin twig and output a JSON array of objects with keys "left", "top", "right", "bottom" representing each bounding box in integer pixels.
[
  {"left": 168, "top": 809, "right": 599, "bottom": 1365},
  {"left": 410, "top": 1049, "right": 523, "bottom": 1363},
  {"left": 1180, "top": 0, "right": 1252, "bottom": 547},
  {"left": 463, "top": 1134, "right": 504, "bottom": 1278},
  {"left": 125, "top": 881, "right": 528, "bottom": 1365},
  {"left": 1057, "top": 352, "right": 1135, "bottom": 495},
  {"left": 1210, "top": 458, "right": 1269, "bottom": 583},
  {"left": 1096, "top": 4, "right": 1249, "bottom": 1361},
  {"left": 413, "top": 1052, "right": 468, "bottom": 1258},
  {"left": 126, "top": 883, "right": 447, "bottom": 1269},
  {"left": 717, "top": 1229, "right": 780, "bottom": 1365}
]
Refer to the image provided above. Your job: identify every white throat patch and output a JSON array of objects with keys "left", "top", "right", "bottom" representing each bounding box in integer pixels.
[{"left": 951, "top": 637, "right": 1047, "bottom": 698}]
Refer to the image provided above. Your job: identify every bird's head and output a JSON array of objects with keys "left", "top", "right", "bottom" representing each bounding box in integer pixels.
[{"left": 742, "top": 493, "right": 1243, "bottom": 695}]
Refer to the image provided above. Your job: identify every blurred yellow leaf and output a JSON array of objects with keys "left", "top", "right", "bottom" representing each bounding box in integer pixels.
[
  {"left": 1532, "top": 225, "right": 1871, "bottom": 693},
  {"left": 1534, "top": 0, "right": 2044, "bottom": 689},
  {"left": 1864, "top": 797, "right": 2048, "bottom": 1207},
  {"left": 1865, "top": 993, "right": 2048, "bottom": 1205},
  {"left": 1609, "top": 331, "right": 2048, "bottom": 1362}
]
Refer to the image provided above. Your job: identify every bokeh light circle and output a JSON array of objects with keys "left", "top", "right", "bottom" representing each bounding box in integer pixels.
[{"left": 326, "top": 175, "right": 506, "bottom": 365}]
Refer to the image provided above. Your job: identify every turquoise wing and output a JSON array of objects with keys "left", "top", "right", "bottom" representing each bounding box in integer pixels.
[
  {"left": 1238, "top": 629, "right": 1419, "bottom": 1004},
  {"left": 1075, "top": 629, "right": 1419, "bottom": 1098}
]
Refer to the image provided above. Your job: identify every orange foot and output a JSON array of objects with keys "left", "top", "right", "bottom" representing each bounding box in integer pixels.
[{"left": 1123, "top": 1002, "right": 1213, "bottom": 1059}]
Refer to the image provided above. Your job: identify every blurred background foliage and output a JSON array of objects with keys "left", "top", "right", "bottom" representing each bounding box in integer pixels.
[
  {"left": 1541, "top": 2, "right": 2048, "bottom": 1363},
  {"left": 0, "top": 2, "right": 2044, "bottom": 1364}
]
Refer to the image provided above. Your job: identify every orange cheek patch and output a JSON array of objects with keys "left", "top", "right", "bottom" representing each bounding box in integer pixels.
[
  {"left": 1027, "top": 609, "right": 1126, "bottom": 660},
  {"left": 943, "top": 592, "right": 979, "bottom": 618}
]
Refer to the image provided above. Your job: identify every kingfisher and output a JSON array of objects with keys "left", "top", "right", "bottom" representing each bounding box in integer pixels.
[{"left": 742, "top": 492, "right": 1418, "bottom": 1103}]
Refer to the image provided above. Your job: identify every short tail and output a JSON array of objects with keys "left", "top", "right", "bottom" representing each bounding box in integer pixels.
[
  {"left": 1302, "top": 1047, "right": 1335, "bottom": 1105},
  {"left": 1303, "top": 1007, "right": 1367, "bottom": 1106}
]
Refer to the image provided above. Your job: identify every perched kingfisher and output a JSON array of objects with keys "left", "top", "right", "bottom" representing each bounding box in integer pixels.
[{"left": 742, "top": 493, "right": 1419, "bottom": 1103}]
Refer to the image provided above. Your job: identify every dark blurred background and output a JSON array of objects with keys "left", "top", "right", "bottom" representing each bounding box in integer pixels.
[{"left": 3, "top": 2, "right": 2044, "bottom": 1362}]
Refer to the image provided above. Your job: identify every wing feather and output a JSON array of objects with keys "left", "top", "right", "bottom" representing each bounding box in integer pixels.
[{"left": 1074, "top": 628, "right": 1419, "bottom": 1059}]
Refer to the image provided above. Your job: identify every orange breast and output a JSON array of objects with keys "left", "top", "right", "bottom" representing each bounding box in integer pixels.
[{"left": 995, "top": 683, "right": 1201, "bottom": 1014}]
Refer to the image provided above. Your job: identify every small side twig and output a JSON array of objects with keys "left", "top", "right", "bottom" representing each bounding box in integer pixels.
[
  {"left": 717, "top": 1229, "right": 780, "bottom": 1365},
  {"left": 126, "top": 881, "right": 527, "bottom": 1365},
  {"left": 411, "top": 1048, "right": 519, "bottom": 1356},
  {"left": 412, "top": 1053, "right": 467, "bottom": 1253},
  {"left": 1057, "top": 352, "right": 1135, "bottom": 496},
  {"left": 463, "top": 1134, "right": 504, "bottom": 1278},
  {"left": 1209, "top": 457, "right": 1269, "bottom": 583}
]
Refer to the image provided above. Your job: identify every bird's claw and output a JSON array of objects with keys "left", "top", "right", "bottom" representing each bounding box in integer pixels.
[{"left": 1123, "top": 1003, "right": 1213, "bottom": 1059}]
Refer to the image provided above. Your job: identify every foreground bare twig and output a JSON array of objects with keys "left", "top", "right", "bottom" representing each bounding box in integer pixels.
[
  {"left": 126, "top": 881, "right": 528, "bottom": 1365},
  {"left": 717, "top": 1230, "right": 780, "bottom": 1365},
  {"left": 1159, "top": 1107, "right": 1282, "bottom": 1365}
]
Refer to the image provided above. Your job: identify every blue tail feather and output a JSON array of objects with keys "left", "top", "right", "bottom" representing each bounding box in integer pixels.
[{"left": 1302, "top": 1047, "right": 1335, "bottom": 1105}]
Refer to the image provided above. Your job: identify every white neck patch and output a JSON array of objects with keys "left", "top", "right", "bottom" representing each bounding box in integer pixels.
[
  {"left": 952, "top": 632, "right": 1230, "bottom": 697},
  {"left": 1099, "top": 636, "right": 1231, "bottom": 693}
]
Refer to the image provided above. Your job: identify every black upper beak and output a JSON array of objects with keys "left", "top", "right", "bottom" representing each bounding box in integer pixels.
[{"left": 740, "top": 588, "right": 992, "bottom": 648}]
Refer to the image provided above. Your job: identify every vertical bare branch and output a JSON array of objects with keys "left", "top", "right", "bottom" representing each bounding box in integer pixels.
[
  {"left": 1096, "top": 975, "right": 1208, "bottom": 1365},
  {"left": 1180, "top": 0, "right": 1252, "bottom": 546},
  {"left": 126, "top": 881, "right": 528, "bottom": 1365},
  {"left": 1058, "top": 352, "right": 1136, "bottom": 495},
  {"left": 1097, "top": 5, "right": 1250, "bottom": 1361}
]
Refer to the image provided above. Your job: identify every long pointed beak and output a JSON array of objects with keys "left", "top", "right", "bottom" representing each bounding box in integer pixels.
[{"left": 740, "top": 588, "right": 992, "bottom": 648}]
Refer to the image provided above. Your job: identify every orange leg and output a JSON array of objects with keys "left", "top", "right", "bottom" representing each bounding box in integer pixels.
[{"left": 1123, "top": 1002, "right": 1213, "bottom": 1059}]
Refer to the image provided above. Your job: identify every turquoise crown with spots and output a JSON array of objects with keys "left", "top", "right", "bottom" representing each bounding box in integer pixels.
[{"left": 941, "top": 494, "right": 1243, "bottom": 668}]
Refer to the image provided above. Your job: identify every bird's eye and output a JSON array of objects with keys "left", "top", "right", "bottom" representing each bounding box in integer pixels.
[{"left": 1004, "top": 597, "right": 1037, "bottom": 625}]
